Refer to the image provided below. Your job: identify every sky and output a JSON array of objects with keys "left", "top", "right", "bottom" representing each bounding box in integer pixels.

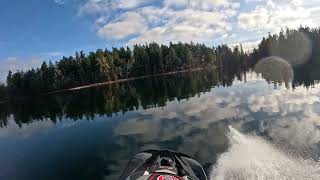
[{"left": 0, "top": 0, "right": 320, "bottom": 83}]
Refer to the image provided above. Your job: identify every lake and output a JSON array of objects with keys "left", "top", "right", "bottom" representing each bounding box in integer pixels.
[{"left": 0, "top": 69, "right": 319, "bottom": 180}]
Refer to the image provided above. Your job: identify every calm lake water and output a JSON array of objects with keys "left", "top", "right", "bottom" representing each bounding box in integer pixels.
[{"left": 0, "top": 70, "right": 319, "bottom": 180}]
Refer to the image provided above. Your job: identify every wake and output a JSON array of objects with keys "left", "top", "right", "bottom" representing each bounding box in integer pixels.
[{"left": 210, "top": 126, "right": 320, "bottom": 180}]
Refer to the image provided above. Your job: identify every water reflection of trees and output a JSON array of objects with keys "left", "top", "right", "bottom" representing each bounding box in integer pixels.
[
  {"left": 0, "top": 69, "right": 246, "bottom": 127},
  {"left": 2, "top": 65, "right": 320, "bottom": 128}
]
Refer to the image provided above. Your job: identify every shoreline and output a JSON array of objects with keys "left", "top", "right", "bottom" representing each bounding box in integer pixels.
[
  {"left": 0, "top": 67, "right": 214, "bottom": 104},
  {"left": 46, "top": 67, "right": 208, "bottom": 95}
]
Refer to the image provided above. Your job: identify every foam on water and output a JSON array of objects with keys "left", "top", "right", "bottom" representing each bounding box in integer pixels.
[{"left": 210, "top": 126, "right": 320, "bottom": 180}]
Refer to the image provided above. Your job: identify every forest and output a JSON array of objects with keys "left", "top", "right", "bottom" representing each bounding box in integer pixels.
[
  {"left": 2, "top": 26, "right": 320, "bottom": 99},
  {"left": 2, "top": 39, "right": 247, "bottom": 98}
]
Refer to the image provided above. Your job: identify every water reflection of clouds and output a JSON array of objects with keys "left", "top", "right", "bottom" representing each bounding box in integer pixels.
[
  {"left": 269, "top": 116, "right": 320, "bottom": 147},
  {"left": 141, "top": 91, "right": 246, "bottom": 127},
  {"left": 0, "top": 116, "right": 89, "bottom": 139},
  {"left": 244, "top": 80, "right": 320, "bottom": 157},
  {"left": 2, "top": 71, "right": 320, "bottom": 178},
  {"left": 248, "top": 84, "right": 320, "bottom": 115},
  {"left": 114, "top": 74, "right": 259, "bottom": 139},
  {"left": 113, "top": 92, "right": 244, "bottom": 169},
  {"left": 0, "top": 115, "right": 55, "bottom": 139},
  {"left": 114, "top": 72, "right": 320, "bottom": 164},
  {"left": 112, "top": 75, "right": 264, "bottom": 174}
]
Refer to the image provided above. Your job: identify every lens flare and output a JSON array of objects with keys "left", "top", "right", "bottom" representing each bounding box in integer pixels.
[{"left": 254, "top": 56, "right": 294, "bottom": 87}]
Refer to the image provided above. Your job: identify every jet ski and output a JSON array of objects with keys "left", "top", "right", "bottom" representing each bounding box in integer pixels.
[{"left": 119, "top": 150, "right": 208, "bottom": 180}]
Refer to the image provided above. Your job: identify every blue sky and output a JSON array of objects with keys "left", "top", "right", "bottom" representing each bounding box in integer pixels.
[{"left": 0, "top": 0, "right": 320, "bottom": 82}]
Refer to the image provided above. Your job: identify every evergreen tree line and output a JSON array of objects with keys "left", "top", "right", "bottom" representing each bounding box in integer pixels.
[
  {"left": 249, "top": 26, "right": 320, "bottom": 88},
  {"left": 249, "top": 26, "right": 317, "bottom": 66},
  {"left": 4, "top": 26, "right": 320, "bottom": 98},
  {"left": 3, "top": 42, "right": 246, "bottom": 97}
]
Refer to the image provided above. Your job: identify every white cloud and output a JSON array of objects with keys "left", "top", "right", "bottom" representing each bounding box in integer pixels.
[
  {"left": 163, "top": 0, "right": 234, "bottom": 10},
  {"left": 238, "top": 0, "right": 319, "bottom": 32},
  {"left": 238, "top": 7, "right": 270, "bottom": 30},
  {"left": 79, "top": 0, "right": 238, "bottom": 45},
  {"left": 245, "top": 0, "right": 263, "bottom": 2},
  {"left": 53, "top": 0, "right": 65, "bottom": 5},
  {"left": 98, "top": 12, "right": 147, "bottom": 40},
  {"left": 0, "top": 57, "right": 42, "bottom": 83},
  {"left": 229, "top": 39, "right": 260, "bottom": 52},
  {"left": 42, "top": 51, "right": 63, "bottom": 57},
  {"left": 78, "top": 0, "right": 149, "bottom": 15},
  {"left": 117, "top": 0, "right": 148, "bottom": 9},
  {"left": 77, "top": 0, "right": 320, "bottom": 46},
  {"left": 127, "top": 7, "right": 233, "bottom": 45},
  {"left": 78, "top": 0, "right": 117, "bottom": 15}
]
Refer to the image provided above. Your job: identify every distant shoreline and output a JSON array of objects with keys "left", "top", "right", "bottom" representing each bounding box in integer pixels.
[
  {"left": 46, "top": 67, "right": 208, "bottom": 95},
  {"left": 0, "top": 67, "right": 213, "bottom": 104}
]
